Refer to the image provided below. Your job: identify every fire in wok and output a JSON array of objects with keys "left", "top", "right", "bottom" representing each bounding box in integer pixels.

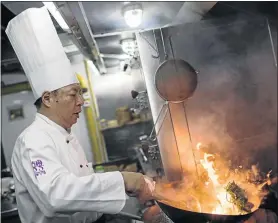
[{"left": 152, "top": 143, "right": 276, "bottom": 222}]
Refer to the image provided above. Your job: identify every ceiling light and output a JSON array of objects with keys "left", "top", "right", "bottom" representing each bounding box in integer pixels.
[
  {"left": 120, "top": 39, "right": 138, "bottom": 56},
  {"left": 122, "top": 4, "right": 143, "bottom": 28},
  {"left": 43, "top": 2, "right": 70, "bottom": 31}
]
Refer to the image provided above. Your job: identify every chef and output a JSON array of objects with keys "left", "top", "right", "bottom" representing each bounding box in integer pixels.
[{"left": 6, "top": 6, "right": 155, "bottom": 223}]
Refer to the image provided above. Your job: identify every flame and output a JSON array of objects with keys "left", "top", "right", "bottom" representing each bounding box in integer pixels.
[
  {"left": 154, "top": 142, "right": 267, "bottom": 216},
  {"left": 196, "top": 142, "right": 202, "bottom": 150},
  {"left": 197, "top": 142, "right": 266, "bottom": 215},
  {"left": 200, "top": 153, "right": 219, "bottom": 186},
  {"left": 199, "top": 146, "right": 235, "bottom": 214}
]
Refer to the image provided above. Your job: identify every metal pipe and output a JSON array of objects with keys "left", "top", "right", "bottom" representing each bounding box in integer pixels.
[
  {"left": 93, "top": 25, "right": 180, "bottom": 38},
  {"left": 100, "top": 53, "right": 130, "bottom": 60},
  {"left": 84, "top": 60, "right": 108, "bottom": 162},
  {"left": 182, "top": 102, "right": 199, "bottom": 178},
  {"left": 78, "top": 2, "right": 107, "bottom": 74},
  {"left": 149, "top": 102, "right": 167, "bottom": 140},
  {"left": 266, "top": 18, "right": 277, "bottom": 68},
  {"left": 76, "top": 74, "right": 102, "bottom": 164},
  {"left": 55, "top": 2, "right": 107, "bottom": 74}
]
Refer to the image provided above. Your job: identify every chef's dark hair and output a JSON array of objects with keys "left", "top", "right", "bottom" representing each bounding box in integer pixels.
[
  {"left": 34, "top": 90, "right": 59, "bottom": 110},
  {"left": 34, "top": 97, "right": 43, "bottom": 110}
]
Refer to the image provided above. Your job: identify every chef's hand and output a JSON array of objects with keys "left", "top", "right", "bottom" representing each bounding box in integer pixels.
[
  {"left": 143, "top": 204, "right": 162, "bottom": 223},
  {"left": 121, "top": 172, "right": 155, "bottom": 203},
  {"left": 243, "top": 209, "right": 277, "bottom": 223}
]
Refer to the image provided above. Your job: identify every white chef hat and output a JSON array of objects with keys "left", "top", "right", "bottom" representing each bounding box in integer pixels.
[{"left": 5, "top": 6, "right": 78, "bottom": 100}]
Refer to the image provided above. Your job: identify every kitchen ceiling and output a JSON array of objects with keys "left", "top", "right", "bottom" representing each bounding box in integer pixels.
[
  {"left": 1, "top": 1, "right": 277, "bottom": 75},
  {"left": 1, "top": 1, "right": 216, "bottom": 75},
  {"left": 81, "top": 1, "right": 185, "bottom": 35}
]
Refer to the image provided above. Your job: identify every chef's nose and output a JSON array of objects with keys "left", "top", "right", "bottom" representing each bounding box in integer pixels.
[{"left": 77, "top": 93, "right": 84, "bottom": 106}]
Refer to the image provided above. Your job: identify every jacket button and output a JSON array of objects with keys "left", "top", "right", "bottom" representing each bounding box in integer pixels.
[{"left": 80, "top": 165, "right": 83, "bottom": 168}]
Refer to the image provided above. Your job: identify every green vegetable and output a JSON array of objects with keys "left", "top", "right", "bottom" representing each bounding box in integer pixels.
[{"left": 225, "top": 181, "right": 251, "bottom": 213}]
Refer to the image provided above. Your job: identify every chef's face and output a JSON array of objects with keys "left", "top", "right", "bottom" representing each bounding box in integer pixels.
[{"left": 50, "top": 84, "right": 84, "bottom": 128}]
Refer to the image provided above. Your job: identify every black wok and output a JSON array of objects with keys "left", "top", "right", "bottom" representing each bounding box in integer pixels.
[{"left": 156, "top": 200, "right": 254, "bottom": 223}]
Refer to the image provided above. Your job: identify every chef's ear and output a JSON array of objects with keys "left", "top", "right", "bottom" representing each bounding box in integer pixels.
[{"left": 41, "top": 91, "right": 52, "bottom": 108}]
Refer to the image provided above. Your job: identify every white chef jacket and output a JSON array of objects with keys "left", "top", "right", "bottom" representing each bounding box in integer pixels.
[{"left": 11, "top": 113, "right": 126, "bottom": 223}]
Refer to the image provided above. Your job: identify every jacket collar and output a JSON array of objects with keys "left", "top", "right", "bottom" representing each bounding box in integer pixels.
[{"left": 36, "top": 113, "right": 71, "bottom": 138}]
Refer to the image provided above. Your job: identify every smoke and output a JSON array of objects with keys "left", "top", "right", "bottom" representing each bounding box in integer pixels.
[
  {"left": 165, "top": 15, "right": 277, "bottom": 171},
  {"left": 137, "top": 13, "right": 277, "bottom": 176}
]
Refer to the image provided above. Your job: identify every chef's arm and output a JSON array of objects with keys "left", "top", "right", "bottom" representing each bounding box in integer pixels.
[{"left": 16, "top": 132, "right": 126, "bottom": 217}]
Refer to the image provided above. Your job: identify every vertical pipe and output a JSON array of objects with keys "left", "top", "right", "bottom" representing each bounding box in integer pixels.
[
  {"left": 76, "top": 74, "right": 102, "bottom": 164},
  {"left": 266, "top": 19, "right": 277, "bottom": 68},
  {"left": 84, "top": 60, "right": 108, "bottom": 162},
  {"left": 168, "top": 103, "right": 197, "bottom": 176}
]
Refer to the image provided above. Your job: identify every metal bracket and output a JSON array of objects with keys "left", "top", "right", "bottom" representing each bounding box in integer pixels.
[
  {"left": 139, "top": 32, "right": 159, "bottom": 59},
  {"left": 54, "top": 2, "right": 107, "bottom": 74}
]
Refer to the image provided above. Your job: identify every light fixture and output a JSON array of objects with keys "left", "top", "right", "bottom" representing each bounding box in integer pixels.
[
  {"left": 122, "top": 4, "right": 143, "bottom": 28},
  {"left": 120, "top": 38, "right": 138, "bottom": 56},
  {"left": 43, "top": 2, "right": 70, "bottom": 31}
]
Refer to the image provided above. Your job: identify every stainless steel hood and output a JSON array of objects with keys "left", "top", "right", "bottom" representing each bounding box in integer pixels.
[{"left": 136, "top": 16, "right": 277, "bottom": 181}]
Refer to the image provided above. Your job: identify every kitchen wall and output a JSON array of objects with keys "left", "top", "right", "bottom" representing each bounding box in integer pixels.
[
  {"left": 1, "top": 74, "right": 37, "bottom": 167},
  {"left": 92, "top": 67, "right": 146, "bottom": 120}
]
